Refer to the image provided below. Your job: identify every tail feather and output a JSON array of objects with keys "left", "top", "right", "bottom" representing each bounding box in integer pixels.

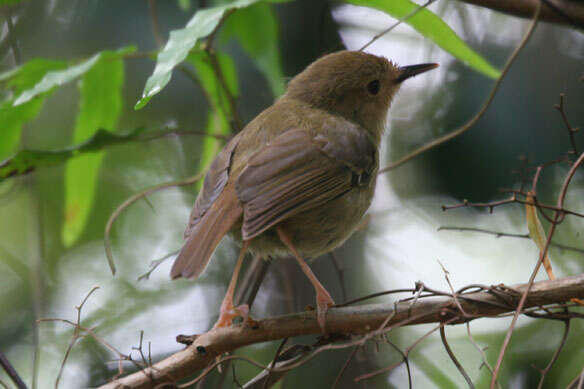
[{"left": 171, "top": 186, "right": 242, "bottom": 279}]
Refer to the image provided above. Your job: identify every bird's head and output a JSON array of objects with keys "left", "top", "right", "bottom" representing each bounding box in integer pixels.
[{"left": 286, "top": 51, "right": 438, "bottom": 142}]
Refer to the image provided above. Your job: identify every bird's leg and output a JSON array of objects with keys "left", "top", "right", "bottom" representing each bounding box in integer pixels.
[
  {"left": 277, "top": 226, "right": 334, "bottom": 334},
  {"left": 212, "top": 240, "right": 252, "bottom": 329}
]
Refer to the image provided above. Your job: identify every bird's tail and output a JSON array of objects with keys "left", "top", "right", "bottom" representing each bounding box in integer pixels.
[{"left": 171, "top": 186, "right": 243, "bottom": 279}]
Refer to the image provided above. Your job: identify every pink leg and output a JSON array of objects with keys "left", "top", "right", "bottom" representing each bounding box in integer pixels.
[
  {"left": 212, "top": 240, "right": 251, "bottom": 329},
  {"left": 277, "top": 227, "right": 334, "bottom": 334}
]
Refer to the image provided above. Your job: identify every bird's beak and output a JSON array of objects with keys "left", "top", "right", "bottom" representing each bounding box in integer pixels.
[{"left": 396, "top": 63, "right": 439, "bottom": 83}]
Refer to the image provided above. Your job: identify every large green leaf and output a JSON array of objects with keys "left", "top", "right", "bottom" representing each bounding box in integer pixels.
[
  {"left": 222, "top": 2, "right": 285, "bottom": 96},
  {"left": 187, "top": 51, "right": 237, "bottom": 188},
  {"left": 346, "top": 0, "right": 500, "bottom": 79},
  {"left": 62, "top": 54, "right": 125, "bottom": 247},
  {"left": 0, "top": 128, "right": 145, "bottom": 180},
  {"left": 135, "top": 0, "right": 263, "bottom": 110},
  {"left": 13, "top": 46, "right": 135, "bottom": 106},
  {"left": 0, "top": 99, "right": 45, "bottom": 161},
  {"left": 0, "top": 59, "right": 67, "bottom": 160}
]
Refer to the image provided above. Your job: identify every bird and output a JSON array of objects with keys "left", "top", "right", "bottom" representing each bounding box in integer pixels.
[{"left": 171, "top": 50, "right": 438, "bottom": 333}]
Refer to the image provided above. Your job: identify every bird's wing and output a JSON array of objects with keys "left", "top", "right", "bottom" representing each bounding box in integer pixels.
[
  {"left": 236, "top": 124, "right": 376, "bottom": 240},
  {"left": 184, "top": 132, "right": 243, "bottom": 239}
]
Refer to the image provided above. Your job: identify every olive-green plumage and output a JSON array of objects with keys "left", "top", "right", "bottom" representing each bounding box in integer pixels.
[{"left": 170, "top": 50, "right": 437, "bottom": 331}]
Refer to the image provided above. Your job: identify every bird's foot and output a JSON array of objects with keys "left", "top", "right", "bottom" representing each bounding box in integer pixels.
[
  {"left": 212, "top": 303, "right": 254, "bottom": 329},
  {"left": 316, "top": 289, "right": 335, "bottom": 334}
]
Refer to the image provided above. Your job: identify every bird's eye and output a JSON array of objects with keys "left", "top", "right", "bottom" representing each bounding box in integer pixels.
[{"left": 367, "top": 79, "right": 380, "bottom": 95}]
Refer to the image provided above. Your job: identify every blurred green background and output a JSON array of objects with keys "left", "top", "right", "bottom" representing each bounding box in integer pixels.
[{"left": 1, "top": 0, "right": 583, "bottom": 388}]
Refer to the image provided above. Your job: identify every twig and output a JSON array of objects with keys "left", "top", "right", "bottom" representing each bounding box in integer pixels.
[
  {"left": 490, "top": 149, "right": 584, "bottom": 388},
  {"left": 137, "top": 250, "right": 179, "bottom": 281},
  {"left": 104, "top": 173, "right": 204, "bottom": 275},
  {"left": 442, "top": 196, "right": 584, "bottom": 219},
  {"left": 380, "top": 0, "right": 541, "bottom": 172},
  {"left": 5, "top": 11, "right": 21, "bottom": 65},
  {"left": 354, "top": 321, "right": 445, "bottom": 382},
  {"left": 202, "top": 9, "right": 243, "bottom": 132},
  {"left": 359, "top": 0, "right": 437, "bottom": 51},
  {"left": 440, "top": 325, "right": 475, "bottom": 388},
  {"left": 98, "top": 274, "right": 584, "bottom": 389},
  {"left": 54, "top": 287, "right": 100, "bottom": 388},
  {"left": 0, "top": 350, "right": 27, "bottom": 389},
  {"left": 262, "top": 338, "right": 288, "bottom": 389},
  {"left": 456, "top": 0, "right": 584, "bottom": 28},
  {"left": 332, "top": 346, "right": 359, "bottom": 389},
  {"left": 148, "top": 0, "right": 164, "bottom": 48},
  {"left": 554, "top": 93, "right": 579, "bottom": 156},
  {"left": 466, "top": 322, "right": 501, "bottom": 389},
  {"left": 329, "top": 252, "right": 347, "bottom": 302},
  {"left": 536, "top": 315, "right": 570, "bottom": 389},
  {"left": 437, "top": 226, "right": 584, "bottom": 254}
]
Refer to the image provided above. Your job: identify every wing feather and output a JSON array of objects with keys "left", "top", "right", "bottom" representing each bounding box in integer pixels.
[{"left": 236, "top": 125, "right": 375, "bottom": 240}]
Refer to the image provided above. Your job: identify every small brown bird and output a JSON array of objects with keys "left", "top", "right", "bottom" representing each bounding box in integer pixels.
[{"left": 171, "top": 51, "right": 437, "bottom": 332}]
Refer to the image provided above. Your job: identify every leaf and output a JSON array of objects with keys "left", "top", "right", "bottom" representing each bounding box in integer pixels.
[
  {"left": 177, "top": 0, "right": 191, "bottom": 11},
  {"left": 13, "top": 46, "right": 135, "bottom": 106},
  {"left": 0, "top": 59, "right": 67, "bottom": 160},
  {"left": 62, "top": 54, "right": 125, "bottom": 247},
  {"left": 0, "top": 99, "right": 45, "bottom": 161},
  {"left": 525, "top": 191, "right": 555, "bottom": 280},
  {"left": 0, "top": 128, "right": 145, "bottom": 180},
  {"left": 187, "top": 51, "right": 236, "bottom": 187},
  {"left": 188, "top": 50, "right": 238, "bottom": 114},
  {"left": 345, "top": 0, "right": 500, "bottom": 79},
  {"left": 222, "top": 2, "right": 285, "bottom": 96},
  {"left": 135, "top": 0, "right": 264, "bottom": 110}
]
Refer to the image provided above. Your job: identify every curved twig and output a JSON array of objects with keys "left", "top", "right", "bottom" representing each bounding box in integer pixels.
[
  {"left": 380, "top": 1, "right": 541, "bottom": 172},
  {"left": 104, "top": 173, "right": 204, "bottom": 275}
]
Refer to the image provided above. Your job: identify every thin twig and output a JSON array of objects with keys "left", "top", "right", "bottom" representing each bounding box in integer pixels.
[
  {"left": 262, "top": 338, "right": 288, "bottom": 389},
  {"left": 5, "top": 11, "right": 21, "bottom": 65},
  {"left": 380, "top": 0, "right": 541, "bottom": 172},
  {"left": 359, "top": 0, "right": 437, "bottom": 51},
  {"left": 536, "top": 316, "right": 571, "bottom": 389},
  {"left": 332, "top": 346, "right": 359, "bottom": 389},
  {"left": 440, "top": 325, "right": 475, "bottom": 389},
  {"left": 554, "top": 93, "right": 579, "bottom": 156},
  {"left": 329, "top": 251, "right": 347, "bottom": 302},
  {"left": 0, "top": 350, "right": 27, "bottom": 389},
  {"left": 438, "top": 226, "right": 584, "bottom": 254},
  {"left": 148, "top": 0, "right": 164, "bottom": 48},
  {"left": 490, "top": 150, "right": 584, "bottom": 388},
  {"left": 466, "top": 322, "right": 501, "bottom": 389},
  {"left": 104, "top": 173, "right": 203, "bottom": 275}
]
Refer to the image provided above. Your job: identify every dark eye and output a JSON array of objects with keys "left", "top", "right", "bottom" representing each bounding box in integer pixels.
[{"left": 367, "top": 79, "right": 380, "bottom": 95}]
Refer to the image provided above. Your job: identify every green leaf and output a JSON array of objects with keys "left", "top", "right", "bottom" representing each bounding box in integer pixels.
[
  {"left": 345, "top": 0, "right": 500, "bottom": 79},
  {"left": 62, "top": 54, "right": 125, "bottom": 247},
  {"left": 13, "top": 46, "right": 135, "bottom": 106},
  {"left": 188, "top": 50, "right": 238, "bottom": 113},
  {"left": 0, "top": 0, "right": 22, "bottom": 5},
  {"left": 0, "top": 99, "right": 45, "bottom": 160},
  {"left": 0, "top": 128, "right": 145, "bottom": 180},
  {"left": 135, "top": 0, "right": 264, "bottom": 110},
  {"left": 0, "top": 59, "right": 67, "bottom": 160},
  {"left": 222, "top": 3, "right": 285, "bottom": 96},
  {"left": 177, "top": 0, "right": 191, "bottom": 11},
  {"left": 187, "top": 51, "right": 236, "bottom": 187}
]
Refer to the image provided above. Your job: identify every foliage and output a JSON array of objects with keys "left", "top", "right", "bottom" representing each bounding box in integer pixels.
[{"left": 1, "top": 1, "right": 582, "bottom": 388}]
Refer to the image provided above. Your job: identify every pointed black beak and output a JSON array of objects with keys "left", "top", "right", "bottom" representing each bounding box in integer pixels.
[{"left": 396, "top": 63, "right": 439, "bottom": 83}]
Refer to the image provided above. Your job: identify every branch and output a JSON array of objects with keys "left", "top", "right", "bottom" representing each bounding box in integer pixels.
[
  {"left": 98, "top": 274, "right": 584, "bottom": 389},
  {"left": 457, "top": 0, "right": 584, "bottom": 29}
]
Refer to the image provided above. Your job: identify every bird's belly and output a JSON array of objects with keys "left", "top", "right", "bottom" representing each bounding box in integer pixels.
[{"left": 231, "top": 185, "right": 374, "bottom": 259}]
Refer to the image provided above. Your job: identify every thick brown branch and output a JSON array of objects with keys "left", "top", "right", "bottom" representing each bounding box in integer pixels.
[
  {"left": 99, "top": 274, "right": 584, "bottom": 389},
  {"left": 458, "top": 0, "right": 584, "bottom": 28}
]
